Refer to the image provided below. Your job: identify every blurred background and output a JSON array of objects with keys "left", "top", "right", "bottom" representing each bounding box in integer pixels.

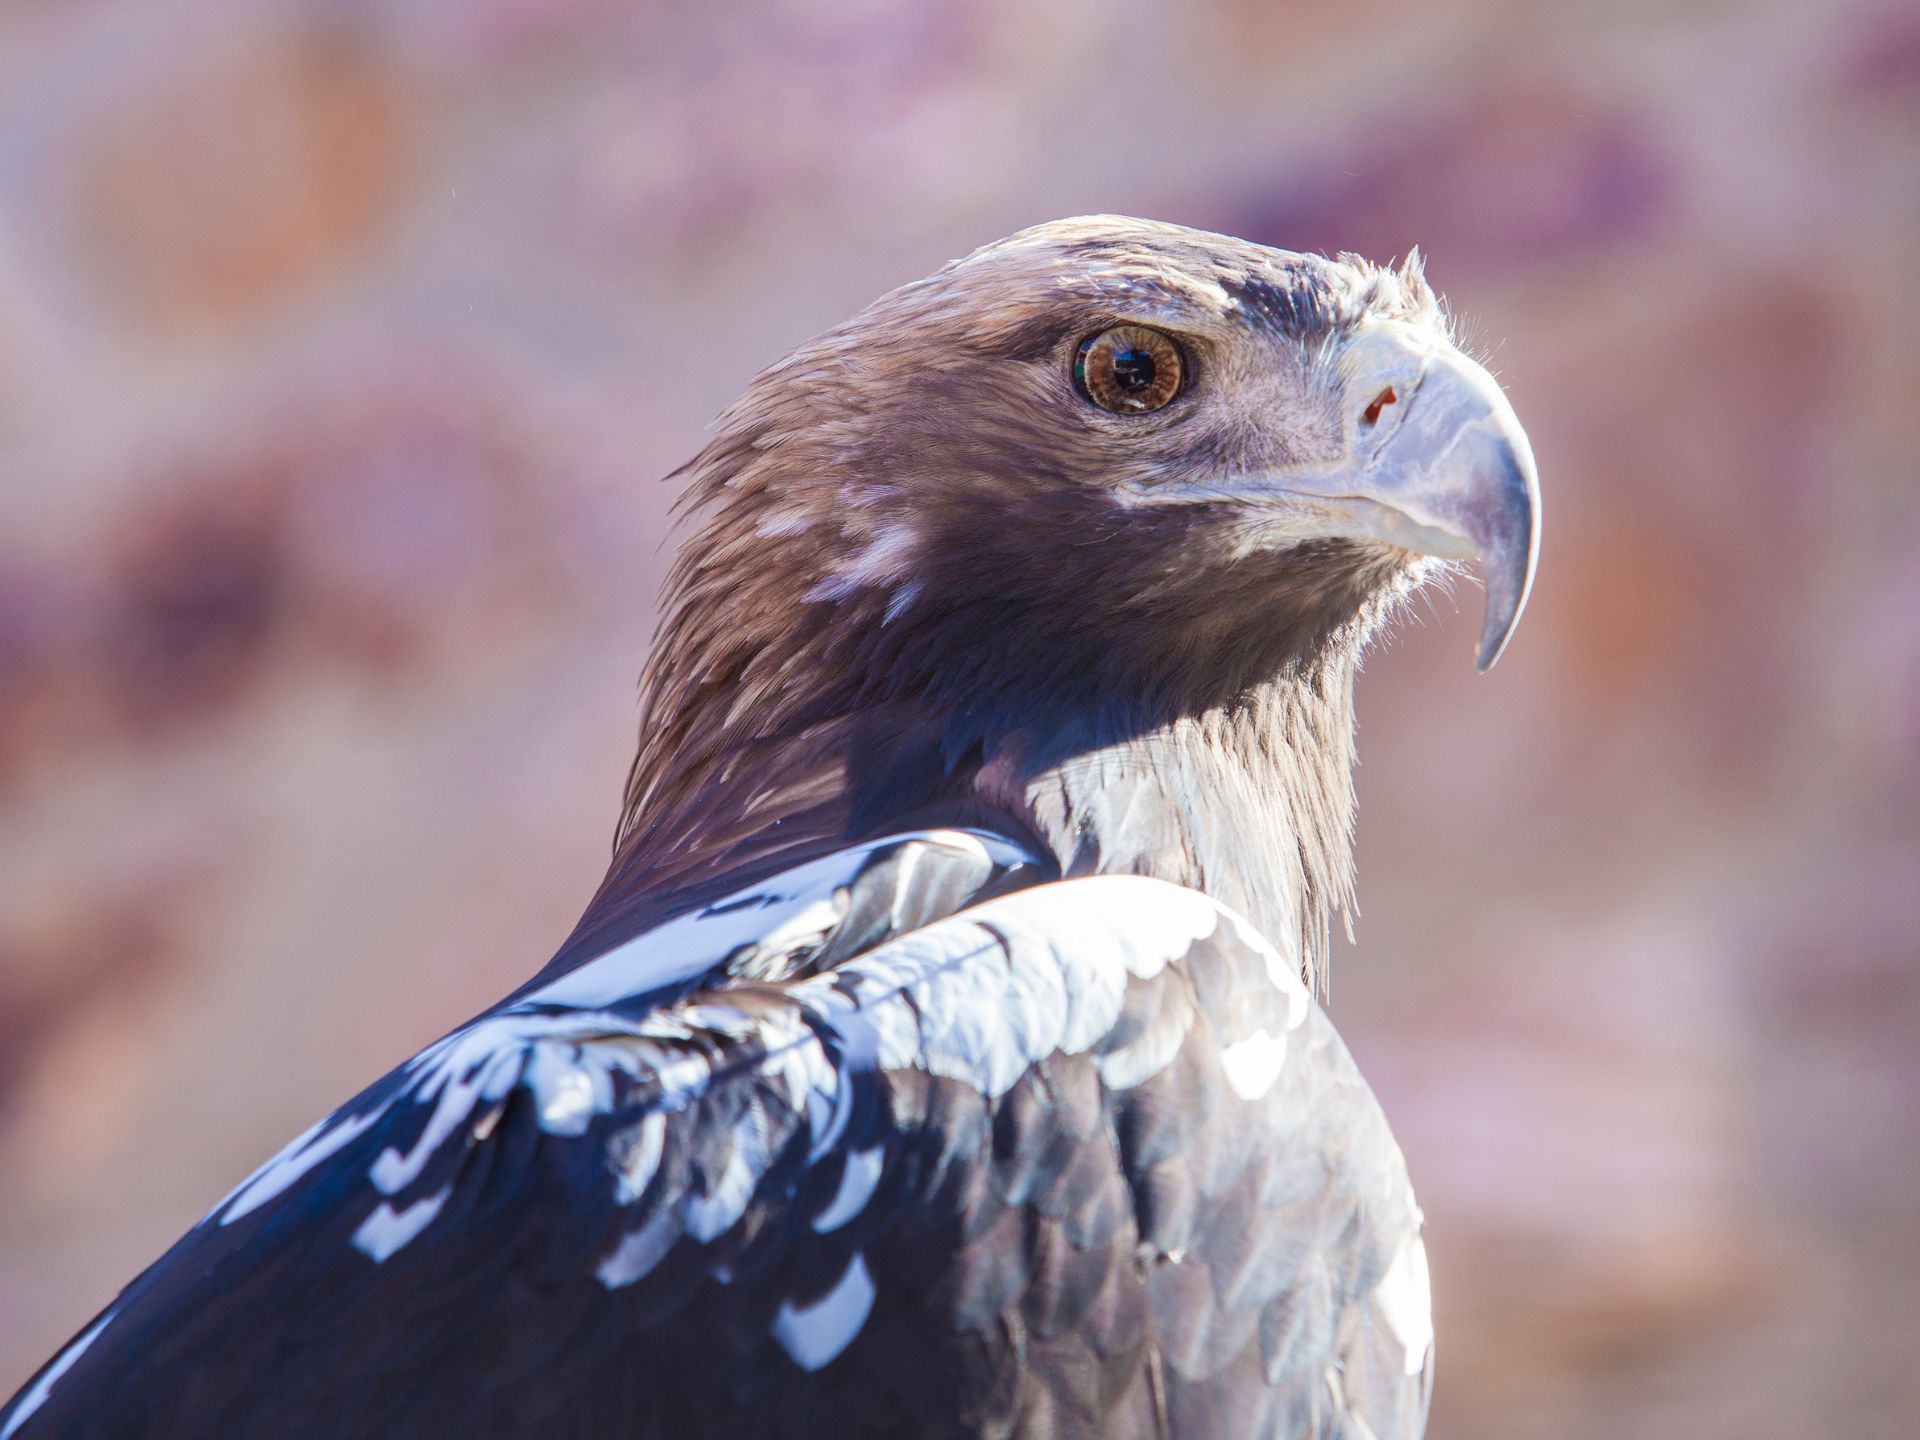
[{"left": 0, "top": 0, "right": 1915, "bottom": 1434}]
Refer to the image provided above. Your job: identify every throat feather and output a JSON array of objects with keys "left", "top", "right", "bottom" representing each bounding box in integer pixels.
[{"left": 975, "top": 666, "right": 1360, "bottom": 988}]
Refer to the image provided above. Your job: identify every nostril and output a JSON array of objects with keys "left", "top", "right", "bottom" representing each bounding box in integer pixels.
[{"left": 1361, "top": 385, "right": 1398, "bottom": 427}]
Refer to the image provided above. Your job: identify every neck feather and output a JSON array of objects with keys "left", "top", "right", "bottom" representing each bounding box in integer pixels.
[
  {"left": 556, "top": 641, "right": 1362, "bottom": 988},
  {"left": 977, "top": 658, "right": 1360, "bottom": 986}
]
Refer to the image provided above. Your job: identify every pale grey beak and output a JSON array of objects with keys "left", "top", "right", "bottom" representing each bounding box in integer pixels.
[
  {"left": 1113, "top": 321, "right": 1541, "bottom": 668},
  {"left": 1271, "top": 325, "right": 1542, "bottom": 670},
  {"left": 1365, "top": 342, "right": 1540, "bottom": 669}
]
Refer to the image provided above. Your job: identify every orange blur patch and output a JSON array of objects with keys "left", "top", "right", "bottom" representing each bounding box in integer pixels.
[{"left": 73, "top": 30, "right": 411, "bottom": 337}]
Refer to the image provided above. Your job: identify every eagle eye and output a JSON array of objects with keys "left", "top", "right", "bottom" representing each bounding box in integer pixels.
[{"left": 1074, "top": 326, "right": 1184, "bottom": 414}]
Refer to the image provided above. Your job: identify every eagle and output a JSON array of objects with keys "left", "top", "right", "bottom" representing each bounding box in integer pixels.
[{"left": 1, "top": 216, "right": 1538, "bottom": 1440}]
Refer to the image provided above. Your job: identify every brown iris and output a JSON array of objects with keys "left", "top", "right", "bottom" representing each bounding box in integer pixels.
[{"left": 1074, "top": 326, "right": 1184, "bottom": 413}]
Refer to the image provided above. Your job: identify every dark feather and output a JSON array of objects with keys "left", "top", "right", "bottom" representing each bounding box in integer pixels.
[{"left": 2, "top": 839, "right": 1426, "bottom": 1440}]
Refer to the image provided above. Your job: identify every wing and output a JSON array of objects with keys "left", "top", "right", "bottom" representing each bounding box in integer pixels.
[{"left": 1, "top": 839, "right": 1428, "bottom": 1440}]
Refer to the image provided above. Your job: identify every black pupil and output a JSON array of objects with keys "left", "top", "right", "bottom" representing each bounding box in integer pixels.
[{"left": 1109, "top": 345, "right": 1156, "bottom": 391}]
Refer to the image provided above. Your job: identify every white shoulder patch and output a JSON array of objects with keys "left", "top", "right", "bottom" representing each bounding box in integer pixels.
[
  {"left": 812, "top": 1146, "right": 884, "bottom": 1234},
  {"left": 805, "top": 873, "right": 1238, "bottom": 1100},
  {"left": 1, "top": 1309, "right": 116, "bottom": 1440},
  {"left": 1219, "top": 1028, "right": 1291, "bottom": 1100},
  {"left": 1372, "top": 1231, "right": 1434, "bottom": 1376},
  {"left": 772, "top": 1252, "right": 875, "bottom": 1372},
  {"left": 215, "top": 1109, "right": 382, "bottom": 1225},
  {"left": 352, "top": 1189, "right": 452, "bottom": 1263},
  {"left": 522, "top": 828, "right": 1030, "bottom": 1011}
]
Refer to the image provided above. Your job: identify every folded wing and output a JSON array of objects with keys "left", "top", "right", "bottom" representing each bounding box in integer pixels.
[{"left": 2, "top": 832, "right": 1427, "bottom": 1440}]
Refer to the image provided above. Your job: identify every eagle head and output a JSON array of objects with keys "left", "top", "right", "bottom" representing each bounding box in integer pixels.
[
  {"left": 671, "top": 214, "right": 1535, "bottom": 712},
  {"left": 608, "top": 216, "right": 1540, "bottom": 957}
]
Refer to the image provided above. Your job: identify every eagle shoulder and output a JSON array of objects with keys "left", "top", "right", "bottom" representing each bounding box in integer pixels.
[{"left": 2, "top": 833, "right": 1427, "bottom": 1440}]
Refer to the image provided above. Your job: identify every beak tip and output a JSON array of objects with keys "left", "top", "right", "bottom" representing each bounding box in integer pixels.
[
  {"left": 1473, "top": 621, "right": 1512, "bottom": 672},
  {"left": 1466, "top": 447, "right": 1540, "bottom": 676},
  {"left": 1470, "top": 532, "right": 1535, "bottom": 674}
]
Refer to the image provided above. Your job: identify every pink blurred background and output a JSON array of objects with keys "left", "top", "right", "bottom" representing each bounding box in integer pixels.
[{"left": 1, "top": 1, "right": 1916, "bottom": 1434}]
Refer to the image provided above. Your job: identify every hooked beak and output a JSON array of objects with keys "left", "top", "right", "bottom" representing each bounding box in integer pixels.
[{"left": 1275, "top": 324, "right": 1542, "bottom": 670}]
